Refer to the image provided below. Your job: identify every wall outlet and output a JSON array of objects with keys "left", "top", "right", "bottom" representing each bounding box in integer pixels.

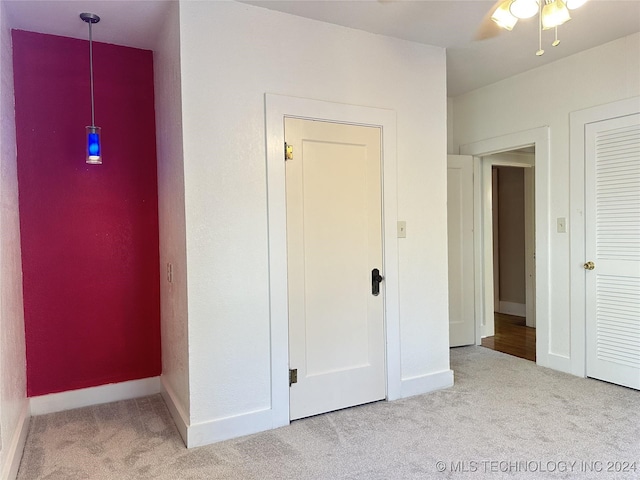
[
  {"left": 167, "top": 263, "right": 173, "bottom": 283},
  {"left": 397, "top": 221, "right": 407, "bottom": 238}
]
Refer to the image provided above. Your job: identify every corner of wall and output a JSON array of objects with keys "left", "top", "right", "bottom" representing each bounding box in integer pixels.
[
  {"left": 0, "top": 402, "right": 29, "bottom": 480},
  {"left": 153, "top": 0, "right": 190, "bottom": 423},
  {"left": 1, "top": 2, "right": 29, "bottom": 478},
  {"left": 160, "top": 376, "right": 188, "bottom": 446}
]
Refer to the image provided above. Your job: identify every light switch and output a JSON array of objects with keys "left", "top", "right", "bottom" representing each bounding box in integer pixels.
[
  {"left": 397, "top": 221, "right": 407, "bottom": 238},
  {"left": 557, "top": 217, "right": 567, "bottom": 233}
]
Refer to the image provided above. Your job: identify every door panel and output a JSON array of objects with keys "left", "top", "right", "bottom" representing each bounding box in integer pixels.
[
  {"left": 285, "top": 118, "right": 385, "bottom": 420},
  {"left": 447, "top": 155, "right": 475, "bottom": 347},
  {"left": 585, "top": 113, "right": 640, "bottom": 390}
]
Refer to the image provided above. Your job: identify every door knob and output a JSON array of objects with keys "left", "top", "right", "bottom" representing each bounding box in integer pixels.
[
  {"left": 372, "top": 268, "right": 384, "bottom": 296},
  {"left": 583, "top": 261, "right": 595, "bottom": 270}
]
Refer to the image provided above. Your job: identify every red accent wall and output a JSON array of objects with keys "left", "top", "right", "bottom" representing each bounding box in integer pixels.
[{"left": 12, "top": 30, "right": 161, "bottom": 397}]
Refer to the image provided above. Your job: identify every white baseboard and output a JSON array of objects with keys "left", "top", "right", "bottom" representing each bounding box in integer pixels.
[
  {"left": 1, "top": 400, "right": 30, "bottom": 480},
  {"left": 160, "top": 377, "right": 189, "bottom": 445},
  {"left": 160, "top": 376, "right": 274, "bottom": 449},
  {"left": 498, "top": 301, "right": 526, "bottom": 317},
  {"left": 544, "top": 352, "right": 573, "bottom": 375},
  {"left": 187, "top": 408, "right": 273, "bottom": 448},
  {"left": 29, "top": 377, "right": 161, "bottom": 416},
  {"left": 400, "top": 369, "right": 454, "bottom": 398}
]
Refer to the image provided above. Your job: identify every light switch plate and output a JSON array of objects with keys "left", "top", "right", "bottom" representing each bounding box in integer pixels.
[
  {"left": 557, "top": 217, "right": 567, "bottom": 233},
  {"left": 397, "top": 221, "right": 407, "bottom": 238}
]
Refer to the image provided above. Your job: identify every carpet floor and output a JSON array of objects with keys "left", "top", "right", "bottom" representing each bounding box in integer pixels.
[{"left": 17, "top": 346, "right": 640, "bottom": 479}]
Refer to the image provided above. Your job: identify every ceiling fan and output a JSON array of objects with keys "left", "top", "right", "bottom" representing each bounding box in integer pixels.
[{"left": 477, "top": 0, "right": 589, "bottom": 55}]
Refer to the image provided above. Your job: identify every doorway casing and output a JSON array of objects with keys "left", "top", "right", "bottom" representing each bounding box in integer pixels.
[
  {"left": 265, "top": 94, "right": 400, "bottom": 428},
  {"left": 461, "top": 126, "right": 551, "bottom": 367}
]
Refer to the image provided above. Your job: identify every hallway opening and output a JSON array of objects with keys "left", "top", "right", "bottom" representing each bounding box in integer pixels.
[{"left": 482, "top": 313, "right": 536, "bottom": 361}]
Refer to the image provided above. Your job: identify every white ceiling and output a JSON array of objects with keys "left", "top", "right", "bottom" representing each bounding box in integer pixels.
[
  {"left": 4, "top": 0, "right": 640, "bottom": 96},
  {"left": 4, "top": 0, "right": 172, "bottom": 51}
]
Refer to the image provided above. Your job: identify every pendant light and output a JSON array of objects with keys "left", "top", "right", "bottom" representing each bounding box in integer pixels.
[{"left": 80, "top": 12, "right": 102, "bottom": 165}]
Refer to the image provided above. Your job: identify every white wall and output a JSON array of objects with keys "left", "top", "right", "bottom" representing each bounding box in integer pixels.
[
  {"left": 451, "top": 33, "right": 640, "bottom": 369},
  {"left": 178, "top": 0, "right": 449, "bottom": 442},
  {"left": 0, "top": 2, "right": 29, "bottom": 478},
  {"left": 153, "top": 0, "right": 191, "bottom": 435},
  {"left": 496, "top": 166, "right": 525, "bottom": 305}
]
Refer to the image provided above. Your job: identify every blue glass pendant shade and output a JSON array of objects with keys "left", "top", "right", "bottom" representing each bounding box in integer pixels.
[{"left": 86, "top": 126, "right": 102, "bottom": 164}]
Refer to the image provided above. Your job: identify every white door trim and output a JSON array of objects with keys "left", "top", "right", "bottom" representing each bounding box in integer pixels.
[
  {"left": 461, "top": 126, "right": 551, "bottom": 367},
  {"left": 265, "top": 94, "right": 400, "bottom": 429},
  {"left": 569, "top": 96, "right": 640, "bottom": 378}
]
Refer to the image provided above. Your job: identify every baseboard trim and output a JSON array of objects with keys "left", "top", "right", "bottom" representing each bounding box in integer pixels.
[
  {"left": 187, "top": 408, "right": 273, "bottom": 448},
  {"left": 29, "top": 377, "right": 161, "bottom": 416},
  {"left": 160, "top": 377, "right": 189, "bottom": 445},
  {"left": 544, "top": 352, "right": 573, "bottom": 375},
  {"left": 400, "top": 369, "right": 454, "bottom": 398},
  {"left": 498, "top": 301, "right": 526, "bottom": 317},
  {"left": 1, "top": 399, "right": 30, "bottom": 480}
]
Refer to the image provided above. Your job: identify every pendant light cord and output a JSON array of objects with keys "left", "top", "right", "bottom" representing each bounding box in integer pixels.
[{"left": 88, "top": 20, "right": 95, "bottom": 128}]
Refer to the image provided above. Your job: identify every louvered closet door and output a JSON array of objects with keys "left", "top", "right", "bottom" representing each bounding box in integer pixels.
[{"left": 585, "top": 113, "right": 640, "bottom": 390}]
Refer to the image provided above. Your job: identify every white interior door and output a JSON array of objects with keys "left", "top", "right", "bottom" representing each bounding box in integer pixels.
[
  {"left": 447, "top": 155, "right": 475, "bottom": 346},
  {"left": 585, "top": 113, "right": 640, "bottom": 390},
  {"left": 285, "top": 117, "right": 385, "bottom": 420}
]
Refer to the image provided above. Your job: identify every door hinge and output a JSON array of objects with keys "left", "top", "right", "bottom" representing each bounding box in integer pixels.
[
  {"left": 289, "top": 368, "right": 297, "bottom": 386},
  {"left": 285, "top": 142, "right": 293, "bottom": 161}
]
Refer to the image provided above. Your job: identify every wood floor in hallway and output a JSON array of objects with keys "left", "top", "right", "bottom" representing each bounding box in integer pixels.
[{"left": 481, "top": 312, "right": 536, "bottom": 362}]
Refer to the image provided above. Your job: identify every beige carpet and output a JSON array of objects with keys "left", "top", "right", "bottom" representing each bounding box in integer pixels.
[{"left": 18, "top": 347, "right": 640, "bottom": 479}]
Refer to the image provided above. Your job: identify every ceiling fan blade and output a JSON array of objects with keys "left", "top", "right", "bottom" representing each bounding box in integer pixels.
[{"left": 475, "top": 0, "right": 505, "bottom": 41}]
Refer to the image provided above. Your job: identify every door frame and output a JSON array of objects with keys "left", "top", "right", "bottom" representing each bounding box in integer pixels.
[
  {"left": 461, "top": 126, "right": 549, "bottom": 366},
  {"left": 265, "top": 94, "right": 400, "bottom": 428},
  {"left": 569, "top": 96, "right": 640, "bottom": 378}
]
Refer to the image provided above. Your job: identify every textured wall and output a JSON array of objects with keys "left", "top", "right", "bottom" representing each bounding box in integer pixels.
[
  {"left": 0, "top": 3, "right": 28, "bottom": 477},
  {"left": 12, "top": 30, "right": 161, "bottom": 397},
  {"left": 154, "top": 1, "right": 190, "bottom": 419},
  {"left": 179, "top": 1, "right": 448, "bottom": 426}
]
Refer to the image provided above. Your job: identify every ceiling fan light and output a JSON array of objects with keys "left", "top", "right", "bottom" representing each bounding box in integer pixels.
[
  {"left": 541, "top": 0, "right": 571, "bottom": 30},
  {"left": 565, "top": 0, "right": 587, "bottom": 9},
  {"left": 491, "top": 0, "right": 518, "bottom": 31},
  {"left": 509, "top": 0, "right": 539, "bottom": 19}
]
